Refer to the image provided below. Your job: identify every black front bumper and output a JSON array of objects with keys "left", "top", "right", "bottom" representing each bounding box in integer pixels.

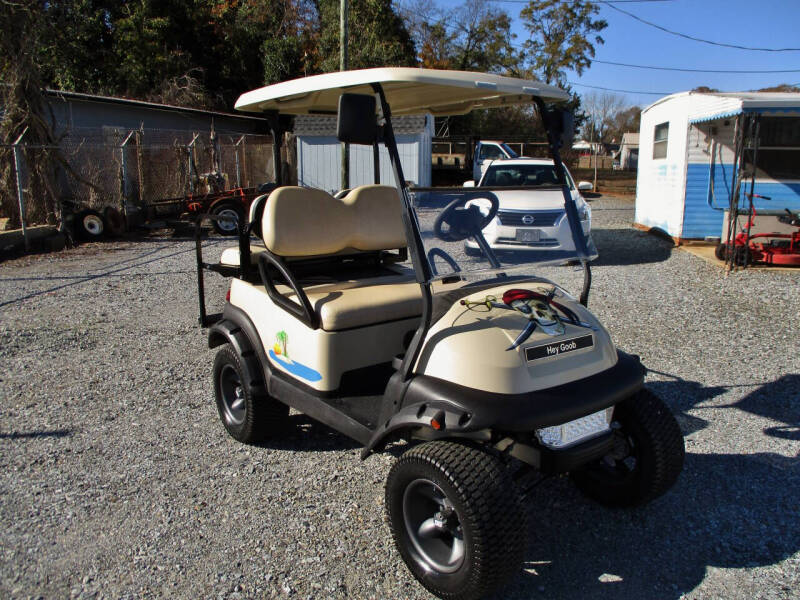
[{"left": 402, "top": 350, "right": 644, "bottom": 433}]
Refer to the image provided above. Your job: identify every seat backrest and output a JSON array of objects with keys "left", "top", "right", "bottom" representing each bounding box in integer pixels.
[{"left": 262, "top": 185, "right": 406, "bottom": 257}]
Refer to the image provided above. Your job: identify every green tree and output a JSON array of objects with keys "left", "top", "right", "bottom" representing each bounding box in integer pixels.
[
  {"left": 317, "top": 0, "right": 416, "bottom": 72},
  {"left": 403, "top": 0, "right": 519, "bottom": 73},
  {"left": 520, "top": 0, "right": 607, "bottom": 86}
]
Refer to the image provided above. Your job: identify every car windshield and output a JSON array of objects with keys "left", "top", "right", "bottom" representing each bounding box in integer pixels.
[
  {"left": 481, "top": 163, "right": 574, "bottom": 189},
  {"left": 408, "top": 187, "right": 597, "bottom": 285}
]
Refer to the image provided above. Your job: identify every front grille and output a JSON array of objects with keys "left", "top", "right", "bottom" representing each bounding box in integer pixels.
[
  {"left": 497, "top": 210, "right": 564, "bottom": 227},
  {"left": 496, "top": 237, "right": 560, "bottom": 247}
]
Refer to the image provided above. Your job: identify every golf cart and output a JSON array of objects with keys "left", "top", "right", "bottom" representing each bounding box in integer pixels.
[{"left": 194, "top": 68, "right": 684, "bottom": 600}]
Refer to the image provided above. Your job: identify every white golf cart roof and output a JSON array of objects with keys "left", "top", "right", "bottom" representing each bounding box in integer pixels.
[{"left": 234, "top": 68, "right": 569, "bottom": 116}]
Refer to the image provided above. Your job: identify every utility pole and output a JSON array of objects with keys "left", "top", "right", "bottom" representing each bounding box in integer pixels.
[{"left": 340, "top": 0, "right": 350, "bottom": 192}]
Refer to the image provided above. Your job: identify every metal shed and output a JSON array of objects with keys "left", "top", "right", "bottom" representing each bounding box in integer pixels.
[
  {"left": 294, "top": 114, "right": 433, "bottom": 193},
  {"left": 634, "top": 91, "right": 800, "bottom": 241}
]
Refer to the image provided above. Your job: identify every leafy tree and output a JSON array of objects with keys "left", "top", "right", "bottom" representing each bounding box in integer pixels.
[
  {"left": 316, "top": 0, "right": 416, "bottom": 73},
  {"left": 520, "top": 0, "right": 607, "bottom": 86},
  {"left": 756, "top": 83, "right": 800, "bottom": 92},
  {"left": 403, "top": 0, "right": 519, "bottom": 73}
]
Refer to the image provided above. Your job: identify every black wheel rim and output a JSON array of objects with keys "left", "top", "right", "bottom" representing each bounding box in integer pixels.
[
  {"left": 219, "top": 364, "right": 246, "bottom": 425},
  {"left": 402, "top": 478, "right": 465, "bottom": 574}
]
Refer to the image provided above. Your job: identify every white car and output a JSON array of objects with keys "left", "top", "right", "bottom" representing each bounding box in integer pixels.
[{"left": 463, "top": 158, "right": 593, "bottom": 254}]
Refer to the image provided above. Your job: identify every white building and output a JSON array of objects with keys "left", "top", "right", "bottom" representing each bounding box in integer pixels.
[
  {"left": 294, "top": 114, "right": 433, "bottom": 193},
  {"left": 634, "top": 91, "right": 800, "bottom": 241},
  {"left": 619, "top": 132, "right": 639, "bottom": 170}
]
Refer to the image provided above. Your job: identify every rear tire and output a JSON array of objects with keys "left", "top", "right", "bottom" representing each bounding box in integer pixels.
[
  {"left": 213, "top": 345, "right": 288, "bottom": 443},
  {"left": 386, "top": 441, "right": 526, "bottom": 600},
  {"left": 571, "top": 389, "right": 684, "bottom": 507}
]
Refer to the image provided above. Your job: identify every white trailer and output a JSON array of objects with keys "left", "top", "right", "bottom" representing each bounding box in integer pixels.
[{"left": 634, "top": 91, "right": 800, "bottom": 241}]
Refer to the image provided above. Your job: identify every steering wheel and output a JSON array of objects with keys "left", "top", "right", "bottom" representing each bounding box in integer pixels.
[
  {"left": 427, "top": 247, "right": 461, "bottom": 276},
  {"left": 433, "top": 195, "right": 499, "bottom": 242}
]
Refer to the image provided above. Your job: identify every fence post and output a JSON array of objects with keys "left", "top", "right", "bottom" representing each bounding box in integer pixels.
[
  {"left": 12, "top": 127, "right": 29, "bottom": 251},
  {"left": 234, "top": 135, "right": 245, "bottom": 188},
  {"left": 187, "top": 133, "right": 199, "bottom": 195},
  {"left": 119, "top": 130, "right": 135, "bottom": 220}
]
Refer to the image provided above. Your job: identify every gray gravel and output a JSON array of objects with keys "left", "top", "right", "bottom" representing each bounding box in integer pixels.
[{"left": 1, "top": 196, "right": 798, "bottom": 600}]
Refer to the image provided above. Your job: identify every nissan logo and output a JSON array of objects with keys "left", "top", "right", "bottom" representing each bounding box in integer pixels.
[{"left": 522, "top": 214, "right": 535, "bottom": 225}]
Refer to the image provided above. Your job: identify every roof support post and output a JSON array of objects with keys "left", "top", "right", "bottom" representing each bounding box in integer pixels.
[
  {"left": 535, "top": 97, "right": 592, "bottom": 306},
  {"left": 371, "top": 83, "right": 432, "bottom": 384}
]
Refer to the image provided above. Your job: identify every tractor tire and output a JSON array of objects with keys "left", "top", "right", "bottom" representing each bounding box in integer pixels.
[
  {"left": 386, "top": 441, "right": 526, "bottom": 600},
  {"left": 213, "top": 345, "right": 288, "bottom": 443},
  {"left": 571, "top": 388, "right": 684, "bottom": 507},
  {"left": 714, "top": 243, "right": 728, "bottom": 261}
]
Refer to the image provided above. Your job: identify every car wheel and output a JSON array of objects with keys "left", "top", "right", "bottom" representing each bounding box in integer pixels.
[
  {"left": 213, "top": 345, "right": 288, "bottom": 443},
  {"left": 386, "top": 441, "right": 526, "bottom": 600},
  {"left": 211, "top": 202, "right": 243, "bottom": 236},
  {"left": 571, "top": 389, "right": 684, "bottom": 507}
]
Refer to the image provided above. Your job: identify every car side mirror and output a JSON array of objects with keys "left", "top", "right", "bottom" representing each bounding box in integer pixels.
[
  {"left": 577, "top": 181, "right": 593, "bottom": 192},
  {"left": 337, "top": 93, "right": 378, "bottom": 145},
  {"left": 462, "top": 180, "right": 476, "bottom": 188}
]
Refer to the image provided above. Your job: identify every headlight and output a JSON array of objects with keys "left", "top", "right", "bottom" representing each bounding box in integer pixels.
[{"left": 578, "top": 205, "right": 590, "bottom": 221}]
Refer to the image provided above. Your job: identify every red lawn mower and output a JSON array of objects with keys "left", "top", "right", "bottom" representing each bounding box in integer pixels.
[{"left": 716, "top": 195, "right": 800, "bottom": 267}]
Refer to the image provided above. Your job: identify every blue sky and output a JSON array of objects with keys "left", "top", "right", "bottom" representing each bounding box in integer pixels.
[{"left": 431, "top": 0, "right": 800, "bottom": 107}]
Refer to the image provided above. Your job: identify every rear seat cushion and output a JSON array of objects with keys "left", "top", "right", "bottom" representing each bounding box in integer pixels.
[
  {"left": 220, "top": 245, "right": 265, "bottom": 267},
  {"left": 263, "top": 185, "right": 406, "bottom": 257},
  {"left": 286, "top": 274, "right": 422, "bottom": 331}
]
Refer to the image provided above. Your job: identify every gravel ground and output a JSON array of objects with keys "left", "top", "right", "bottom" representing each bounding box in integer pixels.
[{"left": 1, "top": 195, "right": 798, "bottom": 600}]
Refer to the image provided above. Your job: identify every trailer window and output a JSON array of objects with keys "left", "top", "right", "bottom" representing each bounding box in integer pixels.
[{"left": 653, "top": 122, "right": 669, "bottom": 159}]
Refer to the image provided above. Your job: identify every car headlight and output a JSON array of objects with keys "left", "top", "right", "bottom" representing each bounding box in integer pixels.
[{"left": 578, "top": 205, "right": 590, "bottom": 221}]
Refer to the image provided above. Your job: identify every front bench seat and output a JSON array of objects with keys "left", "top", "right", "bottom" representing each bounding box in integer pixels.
[{"left": 264, "top": 185, "right": 422, "bottom": 331}]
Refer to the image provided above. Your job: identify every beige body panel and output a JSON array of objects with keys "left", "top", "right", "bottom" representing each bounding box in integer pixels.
[
  {"left": 415, "top": 282, "right": 617, "bottom": 394},
  {"left": 230, "top": 278, "right": 416, "bottom": 392}
]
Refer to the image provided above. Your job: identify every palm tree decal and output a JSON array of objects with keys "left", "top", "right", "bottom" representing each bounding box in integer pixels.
[{"left": 275, "top": 330, "right": 288, "bottom": 358}]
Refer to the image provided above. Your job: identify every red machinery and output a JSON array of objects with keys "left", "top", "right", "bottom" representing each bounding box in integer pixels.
[{"left": 716, "top": 197, "right": 800, "bottom": 266}]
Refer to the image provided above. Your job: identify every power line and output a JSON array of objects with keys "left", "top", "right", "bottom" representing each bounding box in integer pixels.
[
  {"left": 601, "top": 2, "right": 800, "bottom": 52},
  {"left": 593, "top": 59, "right": 800, "bottom": 74},
  {"left": 569, "top": 81, "right": 673, "bottom": 95}
]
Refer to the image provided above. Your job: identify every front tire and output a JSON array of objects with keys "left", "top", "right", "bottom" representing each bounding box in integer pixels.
[
  {"left": 386, "top": 441, "right": 526, "bottom": 600},
  {"left": 213, "top": 345, "right": 288, "bottom": 443},
  {"left": 571, "top": 389, "right": 684, "bottom": 507}
]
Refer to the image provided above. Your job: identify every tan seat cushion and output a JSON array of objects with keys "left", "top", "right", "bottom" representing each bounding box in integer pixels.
[
  {"left": 286, "top": 274, "right": 422, "bottom": 331},
  {"left": 263, "top": 185, "right": 406, "bottom": 257},
  {"left": 219, "top": 245, "right": 265, "bottom": 266}
]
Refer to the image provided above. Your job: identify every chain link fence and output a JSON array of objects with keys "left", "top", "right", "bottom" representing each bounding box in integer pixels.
[{"left": 0, "top": 127, "right": 276, "bottom": 234}]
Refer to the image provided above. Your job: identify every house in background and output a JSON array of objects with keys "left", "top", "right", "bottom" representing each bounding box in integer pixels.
[
  {"left": 634, "top": 91, "right": 800, "bottom": 241},
  {"left": 618, "top": 132, "right": 639, "bottom": 170},
  {"left": 294, "top": 114, "right": 432, "bottom": 193}
]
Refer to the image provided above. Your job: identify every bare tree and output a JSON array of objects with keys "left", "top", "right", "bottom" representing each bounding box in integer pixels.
[{"left": 581, "top": 91, "right": 628, "bottom": 146}]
